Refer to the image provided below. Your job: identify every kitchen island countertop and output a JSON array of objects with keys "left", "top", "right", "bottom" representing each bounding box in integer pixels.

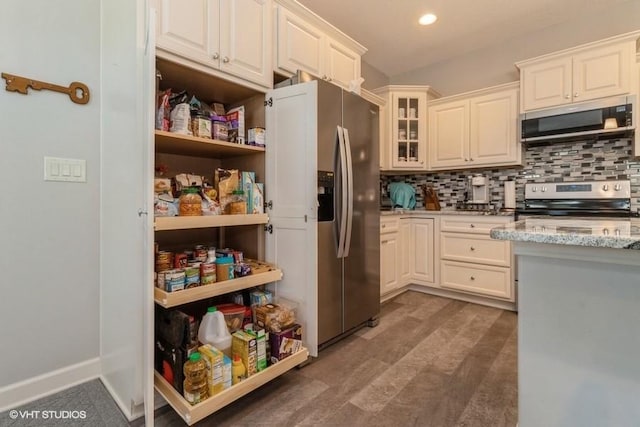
[
  {"left": 490, "top": 217, "right": 640, "bottom": 250},
  {"left": 381, "top": 208, "right": 515, "bottom": 217}
]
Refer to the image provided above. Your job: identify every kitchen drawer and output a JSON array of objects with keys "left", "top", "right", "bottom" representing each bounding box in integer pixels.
[
  {"left": 441, "top": 233, "right": 511, "bottom": 267},
  {"left": 440, "top": 216, "right": 511, "bottom": 235},
  {"left": 440, "top": 260, "right": 512, "bottom": 300},
  {"left": 380, "top": 216, "right": 400, "bottom": 234}
]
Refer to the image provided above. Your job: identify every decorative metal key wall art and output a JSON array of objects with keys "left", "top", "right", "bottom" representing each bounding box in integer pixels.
[{"left": 1, "top": 72, "right": 90, "bottom": 105}]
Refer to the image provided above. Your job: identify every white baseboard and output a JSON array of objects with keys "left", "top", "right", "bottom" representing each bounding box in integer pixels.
[
  {"left": 407, "top": 284, "right": 518, "bottom": 311},
  {"left": 99, "top": 375, "right": 139, "bottom": 422},
  {"left": 0, "top": 358, "right": 101, "bottom": 413}
]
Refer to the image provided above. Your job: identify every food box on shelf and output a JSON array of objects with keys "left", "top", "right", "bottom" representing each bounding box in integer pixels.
[
  {"left": 269, "top": 323, "right": 303, "bottom": 362},
  {"left": 231, "top": 330, "right": 257, "bottom": 378},
  {"left": 198, "top": 344, "right": 225, "bottom": 396},
  {"left": 254, "top": 300, "right": 296, "bottom": 333}
]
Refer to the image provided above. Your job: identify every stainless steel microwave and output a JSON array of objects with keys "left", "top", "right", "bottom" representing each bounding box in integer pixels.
[{"left": 521, "top": 95, "right": 635, "bottom": 143}]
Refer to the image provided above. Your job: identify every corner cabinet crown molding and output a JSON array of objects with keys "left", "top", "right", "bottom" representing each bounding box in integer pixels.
[
  {"left": 516, "top": 30, "right": 640, "bottom": 113},
  {"left": 428, "top": 82, "right": 521, "bottom": 171},
  {"left": 153, "top": 0, "right": 273, "bottom": 90},
  {"left": 372, "top": 85, "right": 441, "bottom": 171},
  {"left": 274, "top": 1, "right": 365, "bottom": 91}
]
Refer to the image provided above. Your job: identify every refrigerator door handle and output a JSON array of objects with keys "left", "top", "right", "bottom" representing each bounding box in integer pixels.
[
  {"left": 335, "top": 125, "right": 348, "bottom": 258},
  {"left": 342, "top": 127, "right": 354, "bottom": 258}
]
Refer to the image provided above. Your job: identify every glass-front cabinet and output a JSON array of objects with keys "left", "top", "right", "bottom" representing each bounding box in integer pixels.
[{"left": 373, "top": 85, "right": 440, "bottom": 171}]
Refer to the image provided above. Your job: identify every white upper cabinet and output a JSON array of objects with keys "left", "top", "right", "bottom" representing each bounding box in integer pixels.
[
  {"left": 428, "top": 99, "right": 469, "bottom": 169},
  {"left": 324, "top": 38, "right": 361, "bottom": 89},
  {"left": 469, "top": 88, "right": 520, "bottom": 167},
  {"left": 276, "top": 6, "right": 324, "bottom": 77},
  {"left": 373, "top": 85, "right": 440, "bottom": 171},
  {"left": 517, "top": 32, "right": 639, "bottom": 112},
  {"left": 274, "top": 1, "right": 366, "bottom": 91},
  {"left": 429, "top": 83, "right": 521, "bottom": 170},
  {"left": 154, "top": 0, "right": 272, "bottom": 89}
]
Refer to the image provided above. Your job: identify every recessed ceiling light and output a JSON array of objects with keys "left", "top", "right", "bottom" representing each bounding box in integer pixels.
[{"left": 419, "top": 13, "right": 437, "bottom": 26}]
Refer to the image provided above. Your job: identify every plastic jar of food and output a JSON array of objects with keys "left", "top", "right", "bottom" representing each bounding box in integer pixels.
[
  {"left": 179, "top": 187, "right": 202, "bottom": 216},
  {"left": 215, "top": 255, "right": 235, "bottom": 282},
  {"left": 226, "top": 190, "right": 247, "bottom": 214}
]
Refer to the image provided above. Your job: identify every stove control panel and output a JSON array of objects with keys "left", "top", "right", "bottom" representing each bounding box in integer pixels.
[{"left": 525, "top": 180, "right": 631, "bottom": 199}]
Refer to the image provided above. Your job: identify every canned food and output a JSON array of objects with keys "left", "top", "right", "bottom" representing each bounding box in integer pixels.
[
  {"left": 158, "top": 269, "right": 185, "bottom": 292},
  {"left": 184, "top": 250, "right": 195, "bottom": 262},
  {"left": 156, "top": 251, "right": 173, "bottom": 272},
  {"left": 174, "top": 252, "right": 188, "bottom": 269},
  {"left": 185, "top": 263, "right": 201, "bottom": 288},
  {"left": 200, "top": 262, "right": 216, "bottom": 285},
  {"left": 194, "top": 245, "right": 208, "bottom": 262}
]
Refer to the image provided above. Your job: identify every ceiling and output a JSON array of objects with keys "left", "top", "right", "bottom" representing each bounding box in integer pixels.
[{"left": 297, "top": 0, "right": 632, "bottom": 78}]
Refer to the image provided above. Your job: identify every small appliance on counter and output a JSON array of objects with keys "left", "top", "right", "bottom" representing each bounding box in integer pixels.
[{"left": 468, "top": 175, "right": 490, "bottom": 203}]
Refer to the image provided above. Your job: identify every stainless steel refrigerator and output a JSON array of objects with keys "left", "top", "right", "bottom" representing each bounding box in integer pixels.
[
  {"left": 312, "top": 79, "right": 381, "bottom": 347},
  {"left": 268, "top": 73, "right": 380, "bottom": 355}
]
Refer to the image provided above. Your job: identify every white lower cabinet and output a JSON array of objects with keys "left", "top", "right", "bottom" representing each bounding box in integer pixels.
[
  {"left": 439, "top": 215, "right": 514, "bottom": 301},
  {"left": 411, "top": 218, "right": 435, "bottom": 284},
  {"left": 380, "top": 216, "right": 401, "bottom": 295},
  {"left": 399, "top": 219, "right": 412, "bottom": 283},
  {"left": 380, "top": 216, "right": 436, "bottom": 297},
  {"left": 380, "top": 214, "right": 515, "bottom": 306}
]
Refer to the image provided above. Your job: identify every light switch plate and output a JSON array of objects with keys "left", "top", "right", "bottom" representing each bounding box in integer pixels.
[{"left": 44, "top": 157, "right": 86, "bottom": 182}]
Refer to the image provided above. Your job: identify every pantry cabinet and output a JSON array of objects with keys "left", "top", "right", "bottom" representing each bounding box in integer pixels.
[
  {"left": 428, "top": 83, "right": 521, "bottom": 170},
  {"left": 439, "top": 216, "right": 514, "bottom": 301},
  {"left": 153, "top": 0, "right": 273, "bottom": 89},
  {"left": 274, "top": 1, "right": 365, "bottom": 91},
  {"left": 373, "top": 85, "right": 440, "bottom": 171},
  {"left": 517, "top": 32, "right": 639, "bottom": 112},
  {"left": 152, "top": 58, "right": 308, "bottom": 426}
]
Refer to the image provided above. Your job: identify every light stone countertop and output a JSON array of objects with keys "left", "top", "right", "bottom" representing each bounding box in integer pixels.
[
  {"left": 490, "top": 217, "right": 640, "bottom": 250},
  {"left": 380, "top": 208, "right": 515, "bottom": 217}
]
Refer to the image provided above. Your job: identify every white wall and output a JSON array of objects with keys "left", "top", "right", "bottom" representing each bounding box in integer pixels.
[
  {"left": 0, "top": 0, "right": 101, "bottom": 393},
  {"left": 361, "top": 60, "right": 390, "bottom": 90},
  {"left": 391, "top": 1, "right": 640, "bottom": 96}
]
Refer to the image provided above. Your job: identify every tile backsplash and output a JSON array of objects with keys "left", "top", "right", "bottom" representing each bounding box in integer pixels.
[{"left": 381, "top": 137, "right": 640, "bottom": 214}]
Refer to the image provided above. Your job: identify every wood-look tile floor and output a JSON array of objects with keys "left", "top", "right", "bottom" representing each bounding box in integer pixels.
[{"left": 150, "top": 291, "right": 518, "bottom": 427}]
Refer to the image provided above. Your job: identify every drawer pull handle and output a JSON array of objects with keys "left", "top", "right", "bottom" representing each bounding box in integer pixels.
[
  {"left": 381, "top": 240, "right": 388, "bottom": 244},
  {"left": 470, "top": 224, "right": 475, "bottom": 228},
  {"left": 470, "top": 276, "right": 475, "bottom": 281},
  {"left": 382, "top": 224, "right": 386, "bottom": 228},
  {"left": 470, "top": 246, "right": 475, "bottom": 251}
]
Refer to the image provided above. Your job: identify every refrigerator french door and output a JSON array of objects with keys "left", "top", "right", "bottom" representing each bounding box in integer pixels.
[
  {"left": 316, "top": 82, "right": 380, "bottom": 347},
  {"left": 265, "top": 78, "right": 380, "bottom": 356}
]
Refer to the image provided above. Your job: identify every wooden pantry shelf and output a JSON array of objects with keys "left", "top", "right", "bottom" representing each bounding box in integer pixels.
[
  {"left": 154, "top": 347, "right": 309, "bottom": 425},
  {"left": 154, "top": 214, "right": 269, "bottom": 231},
  {"left": 154, "top": 260, "right": 282, "bottom": 308},
  {"left": 155, "top": 130, "right": 265, "bottom": 158}
]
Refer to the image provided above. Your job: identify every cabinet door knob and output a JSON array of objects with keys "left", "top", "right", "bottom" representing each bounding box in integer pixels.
[
  {"left": 464, "top": 158, "right": 469, "bottom": 162},
  {"left": 212, "top": 52, "right": 220, "bottom": 60},
  {"left": 222, "top": 56, "right": 230, "bottom": 63},
  {"left": 470, "top": 246, "right": 475, "bottom": 251},
  {"left": 565, "top": 94, "right": 570, "bottom": 99},
  {"left": 469, "top": 158, "right": 474, "bottom": 161},
  {"left": 470, "top": 224, "right": 475, "bottom": 228},
  {"left": 470, "top": 276, "right": 475, "bottom": 281},
  {"left": 574, "top": 92, "right": 579, "bottom": 98}
]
